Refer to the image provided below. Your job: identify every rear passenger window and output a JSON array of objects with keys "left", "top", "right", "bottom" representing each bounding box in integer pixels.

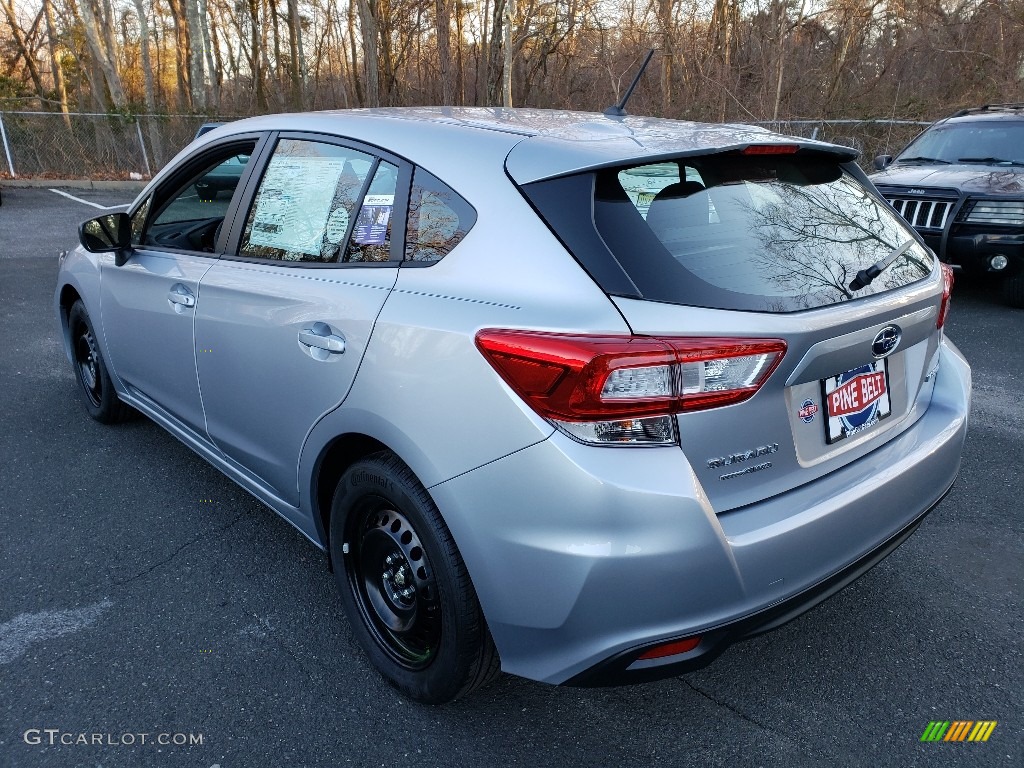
[
  {"left": 404, "top": 169, "right": 476, "bottom": 262},
  {"left": 240, "top": 139, "right": 375, "bottom": 262},
  {"left": 344, "top": 161, "right": 399, "bottom": 263}
]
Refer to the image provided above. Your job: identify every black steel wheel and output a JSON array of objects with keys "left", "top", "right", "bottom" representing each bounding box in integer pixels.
[
  {"left": 348, "top": 503, "right": 442, "bottom": 669},
  {"left": 68, "top": 301, "right": 132, "bottom": 423},
  {"left": 330, "top": 452, "right": 500, "bottom": 703}
]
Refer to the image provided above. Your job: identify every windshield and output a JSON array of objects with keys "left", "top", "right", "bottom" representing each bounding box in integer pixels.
[
  {"left": 584, "top": 155, "right": 934, "bottom": 312},
  {"left": 897, "top": 120, "right": 1024, "bottom": 165}
]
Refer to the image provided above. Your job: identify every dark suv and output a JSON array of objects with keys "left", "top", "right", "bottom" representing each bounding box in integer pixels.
[{"left": 871, "top": 104, "right": 1024, "bottom": 307}]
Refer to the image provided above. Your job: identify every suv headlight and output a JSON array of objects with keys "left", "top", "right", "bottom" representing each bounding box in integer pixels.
[{"left": 963, "top": 200, "right": 1024, "bottom": 226}]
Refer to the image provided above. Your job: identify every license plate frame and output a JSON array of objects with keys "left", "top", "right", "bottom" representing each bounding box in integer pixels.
[{"left": 820, "top": 359, "right": 892, "bottom": 444}]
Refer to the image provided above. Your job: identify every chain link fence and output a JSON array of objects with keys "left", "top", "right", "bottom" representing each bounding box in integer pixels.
[
  {"left": 0, "top": 112, "right": 229, "bottom": 180},
  {"left": 0, "top": 112, "right": 934, "bottom": 180}
]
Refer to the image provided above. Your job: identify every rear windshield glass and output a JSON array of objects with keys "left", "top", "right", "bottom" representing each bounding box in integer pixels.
[{"left": 530, "top": 155, "right": 934, "bottom": 313}]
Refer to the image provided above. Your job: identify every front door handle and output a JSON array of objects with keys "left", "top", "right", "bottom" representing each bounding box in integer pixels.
[
  {"left": 299, "top": 322, "right": 346, "bottom": 354},
  {"left": 168, "top": 284, "right": 196, "bottom": 310}
]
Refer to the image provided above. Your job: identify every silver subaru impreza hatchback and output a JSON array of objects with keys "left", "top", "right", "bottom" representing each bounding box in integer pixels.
[{"left": 55, "top": 108, "right": 970, "bottom": 703}]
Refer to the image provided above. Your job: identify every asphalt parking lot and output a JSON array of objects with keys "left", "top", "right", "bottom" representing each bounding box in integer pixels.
[{"left": 1, "top": 185, "right": 1021, "bottom": 767}]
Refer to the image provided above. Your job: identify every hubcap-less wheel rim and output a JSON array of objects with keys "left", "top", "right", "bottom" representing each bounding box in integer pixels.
[
  {"left": 348, "top": 504, "right": 441, "bottom": 669},
  {"left": 74, "top": 324, "right": 102, "bottom": 407}
]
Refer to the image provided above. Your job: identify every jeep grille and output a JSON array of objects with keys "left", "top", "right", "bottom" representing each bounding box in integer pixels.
[{"left": 885, "top": 197, "right": 954, "bottom": 230}]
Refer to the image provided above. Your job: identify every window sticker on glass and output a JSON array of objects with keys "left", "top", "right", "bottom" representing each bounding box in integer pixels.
[
  {"left": 325, "top": 207, "right": 350, "bottom": 244},
  {"left": 352, "top": 195, "right": 394, "bottom": 245},
  {"left": 247, "top": 155, "right": 348, "bottom": 257}
]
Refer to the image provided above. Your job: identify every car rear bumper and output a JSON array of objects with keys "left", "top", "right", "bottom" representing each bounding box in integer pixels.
[{"left": 429, "top": 339, "right": 970, "bottom": 685}]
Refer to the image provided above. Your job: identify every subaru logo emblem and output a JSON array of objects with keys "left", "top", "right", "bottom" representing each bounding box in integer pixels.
[{"left": 872, "top": 325, "right": 902, "bottom": 358}]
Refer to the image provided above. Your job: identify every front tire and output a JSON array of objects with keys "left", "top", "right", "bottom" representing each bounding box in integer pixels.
[
  {"left": 329, "top": 452, "right": 500, "bottom": 703},
  {"left": 68, "top": 300, "right": 132, "bottom": 423},
  {"left": 1003, "top": 272, "right": 1024, "bottom": 309}
]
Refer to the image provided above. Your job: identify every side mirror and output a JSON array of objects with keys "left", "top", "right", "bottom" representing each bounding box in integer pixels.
[
  {"left": 79, "top": 212, "right": 132, "bottom": 263},
  {"left": 873, "top": 154, "right": 893, "bottom": 171}
]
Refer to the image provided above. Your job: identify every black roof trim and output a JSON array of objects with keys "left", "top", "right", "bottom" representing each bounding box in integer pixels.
[{"left": 951, "top": 103, "right": 1024, "bottom": 118}]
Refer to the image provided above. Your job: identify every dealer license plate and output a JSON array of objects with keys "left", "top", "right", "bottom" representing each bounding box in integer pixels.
[{"left": 821, "top": 359, "right": 891, "bottom": 444}]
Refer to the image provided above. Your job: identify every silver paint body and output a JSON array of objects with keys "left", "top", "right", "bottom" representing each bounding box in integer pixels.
[{"left": 55, "top": 108, "right": 971, "bottom": 684}]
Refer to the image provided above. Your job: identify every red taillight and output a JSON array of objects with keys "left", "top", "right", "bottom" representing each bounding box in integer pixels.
[
  {"left": 637, "top": 636, "right": 702, "bottom": 660},
  {"left": 475, "top": 330, "right": 786, "bottom": 422},
  {"left": 937, "top": 263, "right": 954, "bottom": 329},
  {"left": 740, "top": 144, "right": 799, "bottom": 155}
]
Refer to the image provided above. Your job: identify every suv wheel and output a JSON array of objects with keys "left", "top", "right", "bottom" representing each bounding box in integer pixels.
[
  {"left": 329, "top": 452, "right": 500, "bottom": 703},
  {"left": 1003, "top": 273, "right": 1024, "bottom": 308}
]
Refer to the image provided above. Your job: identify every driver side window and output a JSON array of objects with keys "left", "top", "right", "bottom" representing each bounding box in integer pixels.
[{"left": 141, "top": 141, "right": 257, "bottom": 252}]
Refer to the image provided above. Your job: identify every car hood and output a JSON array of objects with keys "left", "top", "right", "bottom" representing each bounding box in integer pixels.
[{"left": 870, "top": 164, "right": 1024, "bottom": 195}]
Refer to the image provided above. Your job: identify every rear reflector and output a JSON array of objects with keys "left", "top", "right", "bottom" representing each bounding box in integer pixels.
[
  {"left": 937, "top": 263, "right": 954, "bottom": 329},
  {"left": 637, "top": 636, "right": 702, "bottom": 660},
  {"left": 475, "top": 331, "right": 786, "bottom": 424}
]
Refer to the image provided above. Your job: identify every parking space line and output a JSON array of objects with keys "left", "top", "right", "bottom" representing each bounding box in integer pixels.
[
  {"left": 48, "top": 188, "right": 127, "bottom": 210},
  {"left": 0, "top": 599, "right": 113, "bottom": 665}
]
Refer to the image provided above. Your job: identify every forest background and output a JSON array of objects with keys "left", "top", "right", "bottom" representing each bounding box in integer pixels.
[{"left": 1, "top": 0, "right": 1023, "bottom": 177}]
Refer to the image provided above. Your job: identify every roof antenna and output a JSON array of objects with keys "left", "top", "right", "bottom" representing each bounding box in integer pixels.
[{"left": 604, "top": 49, "right": 657, "bottom": 117}]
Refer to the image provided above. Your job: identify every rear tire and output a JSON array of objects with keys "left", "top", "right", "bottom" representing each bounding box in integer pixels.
[
  {"left": 329, "top": 452, "right": 500, "bottom": 703},
  {"left": 68, "top": 301, "right": 133, "bottom": 424}
]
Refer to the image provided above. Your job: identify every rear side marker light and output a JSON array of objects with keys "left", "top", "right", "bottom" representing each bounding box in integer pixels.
[
  {"left": 637, "top": 636, "right": 702, "bottom": 660},
  {"left": 475, "top": 331, "right": 786, "bottom": 446},
  {"left": 937, "top": 263, "right": 954, "bottom": 329}
]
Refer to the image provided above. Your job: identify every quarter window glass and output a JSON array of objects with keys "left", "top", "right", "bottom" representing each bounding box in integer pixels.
[
  {"left": 344, "top": 161, "right": 399, "bottom": 263},
  {"left": 240, "top": 139, "right": 373, "bottom": 262},
  {"left": 405, "top": 169, "right": 476, "bottom": 262},
  {"left": 131, "top": 196, "right": 152, "bottom": 245}
]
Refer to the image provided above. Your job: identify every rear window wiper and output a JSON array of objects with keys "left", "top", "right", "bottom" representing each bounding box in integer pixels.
[
  {"left": 957, "top": 156, "right": 1024, "bottom": 166},
  {"left": 850, "top": 239, "right": 916, "bottom": 292},
  {"left": 896, "top": 156, "right": 952, "bottom": 165}
]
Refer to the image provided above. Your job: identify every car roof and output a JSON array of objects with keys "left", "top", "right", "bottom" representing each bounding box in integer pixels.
[
  {"left": 193, "top": 108, "right": 860, "bottom": 185},
  {"left": 942, "top": 105, "right": 1024, "bottom": 123}
]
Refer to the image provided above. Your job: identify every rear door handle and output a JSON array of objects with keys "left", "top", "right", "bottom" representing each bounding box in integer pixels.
[
  {"left": 299, "top": 323, "right": 346, "bottom": 354},
  {"left": 168, "top": 285, "right": 196, "bottom": 309}
]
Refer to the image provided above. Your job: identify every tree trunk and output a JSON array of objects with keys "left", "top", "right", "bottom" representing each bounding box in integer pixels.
[
  {"left": 131, "top": 0, "right": 157, "bottom": 112},
  {"left": 131, "top": 0, "right": 163, "bottom": 165},
  {"left": 183, "top": 0, "right": 206, "bottom": 109},
  {"left": 347, "top": 0, "right": 363, "bottom": 105},
  {"left": 247, "top": 0, "right": 266, "bottom": 111},
  {"left": 2, "top": 0, "right": 46, "bottom": 98},
  {"left": 74, "top": 0, "right": 127, "bottom": 108},
  {"left": 435, "top": 0, "right": 454, "bottom": 104},
  {"left": 357, "top": 0, "right": 380, "bottom": 106},
  {"left": 198, "top": 0, "right": 220, "bottom": 110},
  {"left": 166, "top": 0, "right": 191, "bottom": 110},
  {"left": 502, "top": 0, "right": 513, "bottom": 107},
  {"left": 269, "top": 0, "right": 284, "bottom": 104},
  {"left": 486, "top": 0, "right": 504, "bottom": 105},
  {"left": 42, "top": 0, "right": 71, "bottom": 127},
  {"left": 286, "top": 0, "right": 305, "bottom": 109}
]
